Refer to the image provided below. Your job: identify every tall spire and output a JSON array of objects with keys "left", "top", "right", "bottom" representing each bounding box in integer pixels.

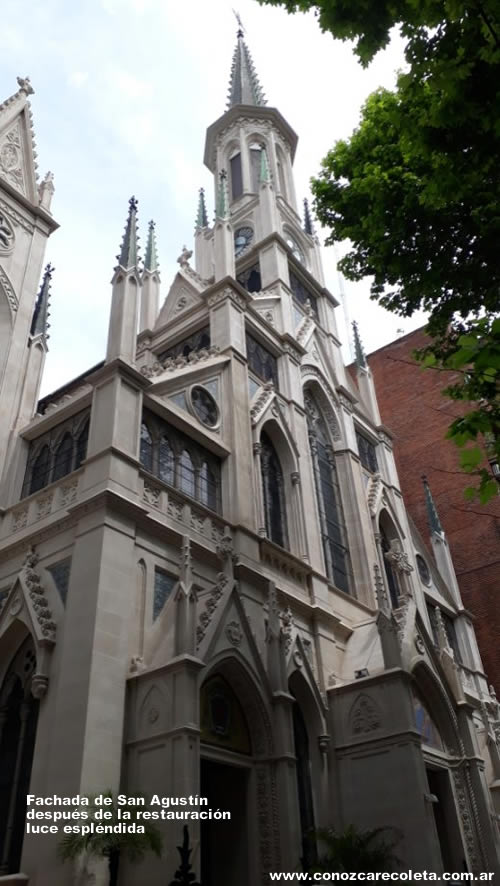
[
  {"left": 227, "top": 26, "right": 267, "bottom": 109},
  {"left": 144, "top": 220, "right": 159, "bottom": 272},
  {"left": 303, "top": 198, "right": 314, "bottom": 235},
  {"left": 116, "top": 196, "right": 139, "bottom": 272},
  {"left": 196, "top": 188, "right": 208, "bottom": 228},
  {"left": 30, "top": 263, "right": 53, "bottom": 338},
  {"left": 422, "top": 475, "right": 444, "bottom": 536},
  {"left": 352, "top": 320, "right": 367, "bottom": 369}
]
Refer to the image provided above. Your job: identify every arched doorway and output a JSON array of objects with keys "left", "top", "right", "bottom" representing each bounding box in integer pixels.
[
  {"left": 289, "top": 670, "right": 324, "bottom": 871},
  {"left": 0, "top": 636, "right": 39, "bottom": 874},
  {"left": 199, "top": 662, "right": 276, "bottom": 886}
]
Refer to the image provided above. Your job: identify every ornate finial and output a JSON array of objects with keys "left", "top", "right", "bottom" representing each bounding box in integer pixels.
[
  {"left": 233, "top": 8, "right": 245, "bottom": 37},
  {"left": 216, "top": 170, "right": 228, "bottom": 219},
  {"left": 259, "top": 146, "right": 271, "bottom": 184},
  {"left": 196, "top": 187, "right": 208, "bottom": 228},
  {"left": 180, "top": 536, "right": 192, "bottom": 589},
  {"left": 177, "top": 245, "right": 192, "bottom": 267},
  {"left": 168, "top": 826, "right": 200, "bottom": 886},
  {"left": 374, "top": 563, "right": 389, "bottom": 611},
  {"left": 422, "top": 475, "right": 444, "bottom": 536},
  {"left": 17, "top": 76, "right": 34, "bottom": 96},
  {"left": 144, "top": 220, "right": 159, "bottom": 272},
  {"left": 303, "top": 198, "right": 314, "bottom": 235},
  {"left": 227, "top": 25, "right": 267, "bottom": 108},
  {"left": 31, "top": 263, "right": 53, "bottom": 338},
  {"left": 352, "top": 320, "right": 367, "bottom": 369},
  {"left": 116, "top": 196, "right": 140, "bottom": 271}
]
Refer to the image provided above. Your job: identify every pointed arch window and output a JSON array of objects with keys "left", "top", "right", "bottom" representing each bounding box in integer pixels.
[
  {"left": 306, "top": 391, "right": 351, "bottom": 594},
  {"left": 249, "top": 142, "right": 262, "bottom": 192},
  {"left": 179, "top": 449, "right": 196, "bottom": 499},
  {"left": 230, "top": 153, "right": 243, "bottom": 200},
  {"left": 260, "top": 431, "right": 288, "bottom": 549},
  {"left": 199, "top": 461, "right": 217, "bottom": 511},
  {"left": 52, "top": 433, "right": 73, "bottom": 482},
  {"left": 139, "top": 410, "right": 221, "bottom": 512},
  {"left": 140, "top": 422, "right": 153, "bottom": 473},
  {"left": 29, "top": 444, "right": 50, "bottom": 495},
  {"left": 75, "top": 420, "right": 89, "bottom": 470},
  {"left": 158, "top": 436, "right": 174, "bottom": 485}
]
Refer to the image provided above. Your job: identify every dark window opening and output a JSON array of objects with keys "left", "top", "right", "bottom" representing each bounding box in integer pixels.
[
  {"left": 246, "top": 332, "right": 279, "bottom": 387},
  {"left": 356, "top": 430, "right": 378, "bottom": 473},
  {"left": 158, "top": 326, "right": 210, "bottom": 364},
  {"left": 22, "top": 410, "right": 91, "bottom": 499},
  {"left": 139, "top": 409, "right": 222, "bottom": 513},
  {"left": 260, "top": 430, "right": 288, "bottom": 549},
  {"left": 237, "top": 263, "right": 261, "bottom": 293},
  {"left": 230, "top": 153, "right": 243, "bottom": 200},
  {"left": 381, "top": 528, "right": 400, "bottom": 608},
  {"left": 289, "top": 269, "right": 318, "bottom": 317}
]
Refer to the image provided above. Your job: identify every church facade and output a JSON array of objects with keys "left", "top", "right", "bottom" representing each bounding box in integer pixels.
[{"left": 0, "top": 33, "right": 500, "bottom": 886}]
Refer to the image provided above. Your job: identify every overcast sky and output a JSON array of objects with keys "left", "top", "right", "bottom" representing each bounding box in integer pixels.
[{"left": 1, "top": 0, "right": 426, "bottom": 397}]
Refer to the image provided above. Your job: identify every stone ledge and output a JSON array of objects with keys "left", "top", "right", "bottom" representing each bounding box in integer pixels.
[{"left": 0, "top": 875, "right": 30, "bottom": 885}]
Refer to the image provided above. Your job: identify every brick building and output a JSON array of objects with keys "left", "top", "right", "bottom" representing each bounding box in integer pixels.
[{"left": 367, "top": 327, "right": 500, "bottom": 693}]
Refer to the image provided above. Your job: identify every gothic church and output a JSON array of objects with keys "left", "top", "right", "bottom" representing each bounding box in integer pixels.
[{"left": 0, "top": 30, "right": 499, "bottom": 886}]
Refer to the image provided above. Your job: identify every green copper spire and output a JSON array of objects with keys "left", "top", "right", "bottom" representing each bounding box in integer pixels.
[
  {"left": 227, "top": 27, "right": 267, "bottom": 109},
  {"left": 259, "top": 146, "right": 271, "bottom": 183},
  {"left": 352, "top": 320, "right": 367, "bottom": 369},
  {"left": 303, "top": 198, "right": 314, "bottom": 235},
  {"left": 144, "top": 220, "right": 159, "bottom": 272},
  {"left": 216, "top": 170, "right": 228, "bottom": 219},
  {"left": 31, "top": 263, "right": 52, "bottom": 338},
  {"left": 422, "top": 475, "right": 444, "bottom": 535},
  {"left": 196, "top": 188, "right": 208, "bottom": 228},
  {"left": 116, "top": 196, "right": 139, "bottom": 271}
]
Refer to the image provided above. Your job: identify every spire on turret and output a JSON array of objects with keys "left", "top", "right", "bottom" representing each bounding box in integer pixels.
[
  {"left": 422, "top": 476, "right": 444, "bottom": 536},
  {"left": 144, "top": 220, "right": 159, "bottom": 273},
  {"left": 216, "top": 170, "right": 229, "bottom": 220},
  {"left": 352, "top": 320, "right": 367, "bottom": 369},
  {"left": 30, "top": 263, "right": 53, "bottom": 339},
  {"left": 116, "top": 196, "right": 140, "bottom": 272},
  {"left": 303, "top": 198, "right": 314, "bottom": 235},
  {"left": 196, "top": 187, "right": 208, "bottom": 229},
  {"left": 227, "top": 25, "right": 267, "bottom": 109}
]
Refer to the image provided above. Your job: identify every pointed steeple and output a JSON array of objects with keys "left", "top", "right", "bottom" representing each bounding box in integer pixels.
[
  {"left": 144, "top": 220, "right": 159, "bottom": 272},
  {"left": 30, "top": 263, "right": 53, "bottom": 338},
  {"left": 303, "top": 198, "right": 314, "bottom": 235},
  {"left": 196, "top": 188, "right": 208, "bottom": 228},
  {"left": 227, "top": 27, "right": 267, "bottom": 109},
  {"left": 216, "top": 170, "right": 229, "bottom": 220},
  {"left": 116, "top": 196, "right": 140, "bottom": 272},
  {"left": 422, "top": 476, "right": 444, "bottom": 536},
  {"left": 352, "top": 320, "right": 367, "bottom": 369}
]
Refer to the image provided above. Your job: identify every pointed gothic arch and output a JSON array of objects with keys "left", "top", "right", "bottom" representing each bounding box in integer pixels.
[{"left": 260, "top": 428, "right": 289, "bottom": 549}]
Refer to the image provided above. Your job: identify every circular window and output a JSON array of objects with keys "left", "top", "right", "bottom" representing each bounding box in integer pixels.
[
  {"left": 416, "top": 554, "right": 431, "bottom": 586},
  {"left": 190, "top": 385, "right": 219, "bottom": 429}
]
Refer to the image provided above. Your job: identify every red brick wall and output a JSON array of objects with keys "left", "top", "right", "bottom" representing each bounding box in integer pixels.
[{"left": 367, "top": 328, "right": 500, "bottom": 692}]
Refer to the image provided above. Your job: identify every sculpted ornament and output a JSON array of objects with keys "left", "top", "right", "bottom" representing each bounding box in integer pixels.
[
  {"left": 225, "top": 620, "right": 243, "bottom": 647},
  {"left": 350, "top": 693, "right": 381, "bottom": 736},
  {"left": 0, "top": 210, "right": 14, "bottom": 251}
]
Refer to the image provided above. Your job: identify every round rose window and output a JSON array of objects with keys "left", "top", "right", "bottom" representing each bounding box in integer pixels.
[
  {"left": 190, "top": 385, "right": 219, "bottom": 428},
  {"left": 416, "top": 554, "right": 431, "bottom": 586}
]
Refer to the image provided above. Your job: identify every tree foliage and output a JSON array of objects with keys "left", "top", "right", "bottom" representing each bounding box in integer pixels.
[
  {"left": 59, "top": 792, "right": 162, "bottom": 886},
  {"left": 309, "top": 824, "right": 401, "bottom": 873},
  {"left": 258, "top": 0, "right": 500, "bottom": 501}
]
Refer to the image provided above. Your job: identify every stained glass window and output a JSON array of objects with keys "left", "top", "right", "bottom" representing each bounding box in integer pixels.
[
  {"left": 75, "top": 420, "right": 89, "bottom": 470},
  {"left": 356, "top": 430, "right": 378, "bottom": 473},
  {"left": 47, "top": 559, "right": 71, "bottom": 604},
  {"left": 412, "top": 689, "right": 445, "bottom": 751},
  {"left": 140, "top": 410, "right": 221, "bottom": 512},
  {"left": 261, "top": 431, "right": 288, "bottom": 549},
  {"left": 153, "top": 568, "right": 176, "bottom": 620},
  {"left": 29, "top": 445, "right": 51, "bottom": 495},
  {"left": 246, "top": 332, "right": 279, "bottom": 387},
  {"left": 158, "top": 326, "right": 210, "bottom": 363},
  {"left": 190, "top": 386, "right": 219, "bottom": 428},
  {"left": 289, "top": 270, "right": 317, "bottom": 317},
  {"left": 52, "top": 433, "right": 73, "bottom": 483},
  {"left": 305, "top": 391, "right": 351, "bottom": 594}
]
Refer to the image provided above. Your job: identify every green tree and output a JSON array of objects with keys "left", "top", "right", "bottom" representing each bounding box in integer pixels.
[
  {"left": 258, "top": 0, "right": 500, "bottom": 501},
  {"left": 59, "top": 792, "right": 162, "bottom": 886},
  {"left": 309, "top": 824, "right": 401, "bottom": 873}
]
